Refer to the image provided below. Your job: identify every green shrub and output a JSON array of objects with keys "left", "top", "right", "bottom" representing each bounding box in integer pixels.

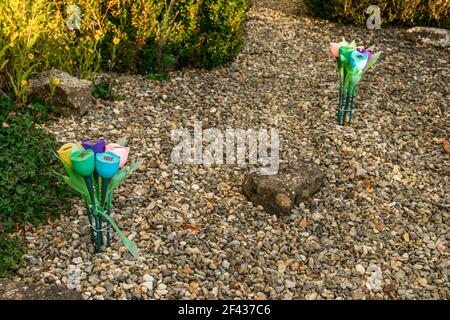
[
  {"left": 0, "top": 236, "right": 24, "bottom": 277},
  {"left": 0, "top": 97, "right": 71, "bottom": 232},
  {"left": 0, "top": 95, "right": 72, "bottom": 276},
  {"left": 93, "top": 80, "right": 122, "bottom": 101},
  {"left": 99, "top": 0, "right": 251, "bottom": 74},
  {"left": 304, "top": 0, "right": 450, "bottom": 28},
  {"left": 187, "top": 0, "right": 251, "bottom": 69}
]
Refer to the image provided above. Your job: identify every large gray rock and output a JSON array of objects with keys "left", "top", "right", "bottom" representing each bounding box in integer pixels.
[
  {"left": 242, "top": 161, "right": 325, "bottom": 215},
  {"left": 0, "top": 279, "right": 83, "bottom": 300},
  {"left": 405, "top": 27, "right": 449, "bottom": 48},
  {"left": 29, "top": 70, "right": 94, "bottom": 117}
]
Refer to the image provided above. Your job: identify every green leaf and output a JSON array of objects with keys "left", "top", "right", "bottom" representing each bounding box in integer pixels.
[
  {"left": 52, "top": 150, "right": 89, "bottom": 197},
  {"left": 53, "top": 152, "right": 88, "bottom": 197},
  {"left": 362, "top": 52, "right": 381, "bottom": 75},
  {"left": 349, "top": 74, "right": 362, "bottom": 95},
  {"left": 53, "top": 171, "right": 89, "bottom": 197},
  {"left": 107, "top": 192, "right": 113, "bottom": 210},
  {"left": 343, "top": 68, "right": 355, "bottom": 90},
  {"left": 107, "top": 169, "right": 127, "bottom": 195},
  {"left": 99, "top": 211, "right": 139, "bottom": 258},
  {"left": 126, "top": 160, "right": 143, "bottom": 176}
]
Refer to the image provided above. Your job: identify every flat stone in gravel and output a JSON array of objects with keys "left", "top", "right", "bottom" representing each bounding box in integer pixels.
[
  {"left": 242, "top": 161, "right": 325, "bottom": 215},
  {"left": 0, "top": 279, "right": 83, "bottom": 300},
  {"left": 405, "top": 27, "right": 449, "bottom": 47}
]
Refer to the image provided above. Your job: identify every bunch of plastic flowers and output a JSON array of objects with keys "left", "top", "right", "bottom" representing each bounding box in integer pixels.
[
  {"left": 55, "top": 139, "right": 142, "bottom": 257},
  {"left": 329, "top": 38, "right": 381, "bottom": 125}
]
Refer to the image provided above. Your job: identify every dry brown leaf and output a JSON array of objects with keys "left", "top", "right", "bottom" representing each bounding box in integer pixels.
[
  {"left": 443, "top": 139, "right": 450, "bottom": 154},
  {"left": 178, "top": 222, "right": 201, "bottom": 233},
  {"left": 47, "top": 114, "right": 60, "bottom": 121},
  {"left": 365, "top": 180, "right": 373, "bottom": 192}
]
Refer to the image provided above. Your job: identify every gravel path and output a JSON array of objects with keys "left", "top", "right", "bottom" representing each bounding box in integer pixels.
[{"left": 14, "top": 4, "right": 449, "bottom": 300}]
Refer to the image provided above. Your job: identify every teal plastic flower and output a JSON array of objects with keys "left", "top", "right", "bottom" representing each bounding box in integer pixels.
[
  {"left": 350, "top": 51, "right": 369, "bottom": 72},
  {"left": 71, "top": 149, "right": 95, "bottom": 177},
  {"left": 96, "top": 152, "right": 120, "bottom": 179}
]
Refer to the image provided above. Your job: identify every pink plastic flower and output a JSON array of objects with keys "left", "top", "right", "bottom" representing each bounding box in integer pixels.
[
  {"left": 329, "top": 39, "right": 349, "bottom": 58},
  {"left": 105, "top": 143, "right": 129, "bottom": 168}
]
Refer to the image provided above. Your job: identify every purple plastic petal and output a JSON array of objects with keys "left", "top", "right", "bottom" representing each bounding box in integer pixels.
[{"left": 81, "top": 138, "right": 106, "bottom": 154}]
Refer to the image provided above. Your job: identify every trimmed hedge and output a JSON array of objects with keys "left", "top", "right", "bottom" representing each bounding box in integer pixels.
[{"left": 304, "top": 0, "right": 450, "bottom": 28}]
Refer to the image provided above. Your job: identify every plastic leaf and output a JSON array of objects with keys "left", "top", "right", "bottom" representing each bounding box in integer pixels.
[
  {"left": 363, "top": 51, "right": 381, "bottom": 74},
  {"left": 99, "top": 211, "right": 139, "bottom": 258},
  {"left": 126, "top": 160, "right": 143, "bottom": 176},
  {"left": 107, "top": 169, "right": 127, "bottom": 195},
  {"left": 53, "top": 171, "right": 89, "bottom": 197},
  {"left": 53, "top": 150, "right": 89, "bottom": 196}
]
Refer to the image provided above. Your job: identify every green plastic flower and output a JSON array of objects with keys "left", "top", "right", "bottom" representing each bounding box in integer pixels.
[{"left": 70, "top": 149, "right": 95, "bottom": 177}]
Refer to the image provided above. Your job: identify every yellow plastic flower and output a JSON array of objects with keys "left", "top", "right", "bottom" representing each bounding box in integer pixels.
[
  {"left": 28, "top": 53, "right": 34, "bottom": 60},
  {"left": 113, "top": 37, "right": 120, "bottom": 45},
  {"left": 57, "top": 143, "right": 84, "bottom": 168}
]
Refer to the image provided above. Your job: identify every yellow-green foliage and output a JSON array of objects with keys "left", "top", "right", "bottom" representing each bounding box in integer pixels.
[
  {"left": 0, "top": 0, "right": 250, "bottom": 103},
  {"left": 0, "top": 0, "right": 107, "bottom": 102},
  {"left": 304, "top": 0, "right": 449, "bottom": 28}
]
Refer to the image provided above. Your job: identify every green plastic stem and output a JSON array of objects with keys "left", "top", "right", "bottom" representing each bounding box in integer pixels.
[
  {"left": 85, "top": 175, "right": 102, "bottom": 253},
  {"left": 106, "top": 202, "right": 112, "bottom": 247},
  {"left": 342, "top": 89, "right": 351, "bottom": 125},
  {"left": 83, "top": 196, "right": 95, "bottom": 244},
  {"left": 349, "top": 95, "right": 355, "bottom": 123},
  {"left": 101, "top": 177, "right": 111, "bottom": 247}
]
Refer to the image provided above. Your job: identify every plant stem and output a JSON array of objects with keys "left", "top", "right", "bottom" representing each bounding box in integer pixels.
[
  {"left": 83, "top": 196, "right": 95, "bottom": 244},
  {"left": 337, "top": 85, "right": 342, "bottom": 124},
  {"left": 94, "top": 171, "right": 100, "bottom": 199},
  {"left": 106, "top": 198, "right": 112, "bottom": 247},
  {"left": 349, "top": 94, "right": 355, "bottom": 123},
  {"left": 85, "top": 175, "right": 102, "bottom": 253},
  {"left": 337, "top": 60, "right": 342, "bottom": 124},
  {"left": 101, "top": 177, "right": 111, "bottom": 247},
  {"left": 342, "top": 89, "right": 351, "bottom": 125}
]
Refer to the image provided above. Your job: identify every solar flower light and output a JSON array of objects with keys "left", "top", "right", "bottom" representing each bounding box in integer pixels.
[
  {"left": 96, "top": 152, "right": 120, "bottom": 247},
  {"left": 54, "top": 139, "right": 142, "bottom": 257},
  {"left": 329, "top": 38, "right": 381, "bottom": 125}
]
